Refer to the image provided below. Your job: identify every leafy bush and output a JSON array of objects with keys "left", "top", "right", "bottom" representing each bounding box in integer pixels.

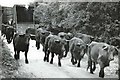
[{"left": 33, "top": 2, "right": 120, "bottom": 42}]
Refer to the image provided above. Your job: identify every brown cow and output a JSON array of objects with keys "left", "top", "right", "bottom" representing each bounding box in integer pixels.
[
  {"left": 69, "top": 37, "right": 86, "bottom": 67},
  {"left": 58, "top": 32, "right": 74, "bottom": 57},
  {"left": 44, "top": 34, "right": 66, "bottom": 66},
  {"left": 87, "top": 41, "right": 118, "bottom": 78},
  {"left": 35, "top": 28, "right": 50, "bottom": 50},
  {"left": 25, "top": 27, "right": 36, "bottom": 40},
  {"left": 13, "top": 33, "right": 30, "bottom": 64},
  {"left": 74, "top": 33, "right": 94, "bottom": 55}
]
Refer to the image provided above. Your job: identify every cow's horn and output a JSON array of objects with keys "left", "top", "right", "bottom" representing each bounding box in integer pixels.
[{"left": 103, "top": 46, "right": 108, "bottom": 51}]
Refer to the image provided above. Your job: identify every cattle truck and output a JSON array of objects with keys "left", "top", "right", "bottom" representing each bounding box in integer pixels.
[
  {"left": 13, "top": 4, "right": 34, "bottom": 34},
  {"left": 2, "top": 6, "right": 13, "bottom": 24},
  {"left": 0, "top": 5, "right": 2, "bottom": 30}
]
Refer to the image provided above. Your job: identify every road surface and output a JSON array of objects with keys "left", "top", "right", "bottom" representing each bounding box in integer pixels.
[{"left": 3, "top": 38, "right": 118, "bottom": 78}]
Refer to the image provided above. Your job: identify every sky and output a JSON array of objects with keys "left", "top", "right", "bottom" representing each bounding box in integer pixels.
[
  {"left": 0, "top": 0, "right": 119, "bottom": 7},
  {"left": 0, "top": 0, "right": 35, "bottom": 7}
]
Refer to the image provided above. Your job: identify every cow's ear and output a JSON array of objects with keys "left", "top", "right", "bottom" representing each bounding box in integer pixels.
[
  {"left": 103, "top": 46, "right": 108, "bottom": 51},
  {"left": 90, "top": 36, "right": 94, "bottom": 41},
  {"left": 23, "top": 34, "right": 25, "bottom": 36}
]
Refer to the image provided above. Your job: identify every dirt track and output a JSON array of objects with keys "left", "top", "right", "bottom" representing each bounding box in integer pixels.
[
  {"left": 0, "top": 23, "right": 119, "bottom": 79},
  {"left": 3, "top": 38, "right": 118, "bottom": 79}
]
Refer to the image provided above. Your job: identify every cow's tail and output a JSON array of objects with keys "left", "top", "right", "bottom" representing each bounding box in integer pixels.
[
  {"left": 44, "top": 36, "right": 50, "bottom": 52},
  {"left": 87, "top": 44, "right": 92, "bottom": 71}
]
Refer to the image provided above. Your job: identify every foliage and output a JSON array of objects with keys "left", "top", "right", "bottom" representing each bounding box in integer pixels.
[{"left": 33, "top": 2, "right": 119, "bottom": 42}]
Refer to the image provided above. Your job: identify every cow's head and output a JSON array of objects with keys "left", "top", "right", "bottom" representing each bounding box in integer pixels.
[
  {"left": 101, "top": 45, "right": 115, "bottom": 66},
  {"left": 54, "top": 37, "right": 66, "bottom": 53},
  {"left": 58, "top": 32, "right": 69, "bottom": 46},
  {"left": 65, "top": 32, "right": 74, "bottom": 40},
  {"left": 109, "top": 37, "right": 120, "bottom": 49},
  {"left": 75, "top": 40, "right": 86, "bottom": 57},
  {"left": 108, "top": 46, "right": 119, "bottom": 61},
  {"left": 58, "top": 32, "right": 66, "bottom": 39},
  {"left": 40, "top": 30, "right": 50, "bottom": 44},
  {"left": 6, "top": 27, "right": 15, "bottom": 44}
]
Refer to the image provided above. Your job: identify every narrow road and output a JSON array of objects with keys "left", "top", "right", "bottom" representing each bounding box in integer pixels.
[{"left": 3, "top": 39, "right": 118, "bottom": 78}]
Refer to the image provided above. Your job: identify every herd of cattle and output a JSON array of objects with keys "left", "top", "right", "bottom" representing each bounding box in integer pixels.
[{"left": 1, "top": 24, "right": 120, "bottom": 78}]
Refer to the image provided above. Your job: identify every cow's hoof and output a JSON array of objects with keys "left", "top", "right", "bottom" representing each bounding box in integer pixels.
[
  {"left": 37, "top": 48, "right": 39, "bottom": 50},
  {"left": 47, "top": 59, "right": 49, "bottom": 62},
  {"left": 90, "top": 70, "right": 94, "bottom": 74},
  {"left": 90, "top": 72, "right": 94, "bottom": 74},
  {"left": 43, "top": 57, "right": 46, "bottom": 61},
  {"left": 25, "top": 60, "right": 29, "bottom": 64},
  {"left": 14, "top": 54, "right": 18, "bottom": 60},
  {"left": 73, "top": 62, "right": 77, "bottom": 65},
  {"left": 77, "top": 64, "right": 80, "bottom": 67},
  {"left": 99, "top": 74, "right": 104, "bottom": 78},
  {"left": 17, "top": 55, "right": 19, "bottom": 60},
  {"left": 43, "top": 49, "right": 44, "bottom": 52},
  {"left": 93, "top": 67, "right": 96, "bottom": 72},
  {"left": 37, "top": 46, "right": 39, "bottom": 50},
  {"left": 99, "top": 70, "right": 104, "bottom": 78},
  {"left": 50, "top": 61, "right": 53, "bottom": 64},
  {"left": 58, "top": 63, "right": 61, "bottom": 67},
  {"left": 72, "top": 62, "right": 75, "bottom": 65},
  {"left": 63, "top": 54, "right": 67, "bottom": 57}
]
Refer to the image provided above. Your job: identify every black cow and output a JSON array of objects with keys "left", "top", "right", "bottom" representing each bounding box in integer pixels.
[
  {"left": 74, "top": 33, "right": 94, "bottom": 55},
  {"left": 109, "top": 37, "right": 120, "bottom": 49},
  {"left": 58, "top": 32, "right": 74, "bottom": 57},
  {"left": 1, "top": 24, "right": 8, "bottom": 37},
  {"left": 87, "top": 41, "right": 118, "bottom": 78},
  {"left": 35, "top": 28, "right": 50, "bottom": 50},
  {"left": 25, "top": 27, "right": 36, "bottom": 40},
  {"left": 13, "top": 33, "right": 30, "bottom": 64},
  {"left": 6, "top": 26, "right": 15, "bottom": 44},
  {"left": 69, "top": 37, "right": 86, "bottom": 67},
  {"left": 44, "top": 35, "right": 65, "bottom": 66},
  {"left": 74, "top": 33, "right": 94, "bottom": 44}
]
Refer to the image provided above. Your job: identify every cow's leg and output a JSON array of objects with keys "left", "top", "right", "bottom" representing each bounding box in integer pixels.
[
  {"left": 83, "top": 49, "right": 86, "bottom": 55},
  {"left": 38, "top": 42, "right": 40, "bottom": 49},
  {"left": 58, "top": 55, "right": 61, "bottom": 67},
  {"left": 71, "top": 58, "right": 77, "bottom": 65},
  {"left": 64, "top": 51, "right": 68, "bottom": 57},
  {"left": 17, "top": 51, "right": 20, "bottom": 59},
  {"left": 14, "top": 49, "right": 17, "bottom": 60},
  {"left": 77, "top": 58, "right": 81, "bottom": 67},
  {"left": 44, "top": 50, "right": 47, "bottom": 61},
  {"left": 99, "top": 68, "right": 105, "bottom": 78},
  {"left": 71, "top": 53, "right": 75, "bottom": 65},
  {"left": 36, "top": 41, "right": 37, "bottom": 47},
  {"left": 87, "top": 60, "right": 90, "bottom": 71},
  {"left": 64, "top": 45, "right": 68, "bottom": 57},
  {"left": 90, "top": 60, "right": 93, "bottom": 74},
  {"left": 99, "top": 62, "right": 105, "bottom": 78},
  {"left": 58, "top": 53, "right": 63, "bottom": 67},
  {"left": 36, "top": 41, "right": 40, "bottom": 50},
  {"left": 71, "top": 52, "right": 77, "bottom": 65},
  {"left": 74, "top": 58, "right": 77, "bottom": 65},
  {"left": 46, "top": 50, "right": 50, "bottom": 62},
  {"left": 92, "top": 62, "right": 96, "bottom": 71},
  {"left": 43, "top": 44, "right": 47, "bottom": 61},
  {"left": 25, "top": 51, "right": 29, "bottom": 64},
  {"left": 50, "top": 52, "right": 54, "bottom": 64}
]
